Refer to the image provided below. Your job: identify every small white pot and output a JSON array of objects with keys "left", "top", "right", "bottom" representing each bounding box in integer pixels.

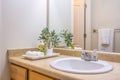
[{"left": 47, "top": 48, "right": 53, "bottom": 55}]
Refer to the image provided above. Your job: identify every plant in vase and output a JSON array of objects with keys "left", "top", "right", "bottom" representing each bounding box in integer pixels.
[
  {"left": 38, "top": 27, "right": 50, "bottom": 55},
  {"left": 46, "top": 30, "right": 60, "bottom": 55},
  {"left": 38, "top": 27, "right": 60, "bottom": 55},
  {"left": 61, "top": 30, "right": 74, "bottom": 49}
]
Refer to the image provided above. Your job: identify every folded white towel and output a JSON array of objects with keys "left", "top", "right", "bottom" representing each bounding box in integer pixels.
[
  {"left": 98, "top": 29, "right": 111, "bottom": 45},
  {"left": 25, "top": 51, "right": 44, "bottom": 57},
  {"left": 98, "top": 28, "right": 114, "bottom": 52}
]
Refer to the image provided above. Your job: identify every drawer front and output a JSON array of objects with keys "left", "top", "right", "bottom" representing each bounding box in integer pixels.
[
  {"left": 10, "top": 64, "right": 27, "bottom": 80},
  {"left": 29, "top": 71, "right": 54, "bottom": 80}
]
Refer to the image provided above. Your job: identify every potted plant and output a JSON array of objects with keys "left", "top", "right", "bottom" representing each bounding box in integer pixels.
[
  {"left": 38, "top": 27, "right": 60, "bottom": 55},
  {"left": 61, "top": 30, "right": 74, "bottom": 49},
  {"left": 38, "top": 27, "right": 50, "bottom": 55}
]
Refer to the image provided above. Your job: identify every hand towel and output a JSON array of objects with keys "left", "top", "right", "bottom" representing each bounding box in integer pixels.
[
  {"left": 99, "top": 29, "right": 111, "bottom": 44},
  {"left": 98, "top": 28, "right": 114, "bottom": 52}
]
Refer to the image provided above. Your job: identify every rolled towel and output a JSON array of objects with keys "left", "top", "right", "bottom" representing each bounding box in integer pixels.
[{"left": 25, "top": 51, "right": 44, "bottom": 57}]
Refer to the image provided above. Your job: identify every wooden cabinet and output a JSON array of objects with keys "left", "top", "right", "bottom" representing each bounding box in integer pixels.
[
  {"left": 29, "top": 71, "right": 56, "bottom": 80},
  {"left": 10, "top": 64, "right": 59, "bottom": 80},
  {"left": 10, "top": 64, "right": 27, "bottom": 80}
]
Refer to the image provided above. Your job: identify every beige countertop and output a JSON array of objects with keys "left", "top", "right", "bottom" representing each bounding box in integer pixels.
[{"left": 9, "top": 55, "right": 120, "bottom": 80}]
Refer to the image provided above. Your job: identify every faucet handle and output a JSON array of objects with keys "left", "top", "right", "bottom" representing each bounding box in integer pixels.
[
  {"left": 81, "top": 50, "right": 91, "bottom": 61},
  {"left": 81, "top": 50, "right": 86, "bottom": 58},
  {"left": 81, "top": 50, "right": 85, "bottom": 59},
  {"left": 82, "top": 50, "right": 85, "bottom": 54},
  {"left": 91, "top": 49, "right": 98, "bottom": 61}
]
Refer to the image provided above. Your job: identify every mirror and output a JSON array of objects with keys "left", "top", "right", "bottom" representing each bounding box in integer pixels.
[
  {"left": 49, "top": 0, "right": 73, "bottom": 32},
  {"left": 48, "top": 0, "right": 74, "bottom": 47},
  {"left": 48, "top": 0, "right": 120, "bottom": 53},
  {"left": 91, "top": 0, "right": 120, "bottom": 53}
]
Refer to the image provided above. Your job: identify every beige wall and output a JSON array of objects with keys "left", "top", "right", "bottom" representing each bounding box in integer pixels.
[
  {"left": 91, "top": 0, "right": 120, "bottom": 52},
  {"left": 0, "top": 0, "right": 47, "bottom": 80}
]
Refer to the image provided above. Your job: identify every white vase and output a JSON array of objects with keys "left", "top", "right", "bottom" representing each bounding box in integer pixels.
[{"left": 47, "top": 48, "right": 53, "bottom": 55}]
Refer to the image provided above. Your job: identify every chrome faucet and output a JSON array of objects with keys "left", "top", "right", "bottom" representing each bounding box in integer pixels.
[{"left": 81, "top": 50, "right": 98, "bottom": 61}]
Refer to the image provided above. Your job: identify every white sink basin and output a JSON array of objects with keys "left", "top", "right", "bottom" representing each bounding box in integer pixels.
[{"left": 50, "top": 58, "right": 113, "bottom": 74}]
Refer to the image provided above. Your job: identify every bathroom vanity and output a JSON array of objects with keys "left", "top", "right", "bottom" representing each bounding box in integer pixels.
[
  {"left": 10, "top": 64, "right": 58, "bottom": 80},
  {"left": 8, "top": 48, "right": 120, "bottom": 80}
]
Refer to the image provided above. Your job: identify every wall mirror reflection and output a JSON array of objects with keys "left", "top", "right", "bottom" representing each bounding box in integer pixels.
[{"left": 48, "top": 0, "right": 120, "bottom": 53}]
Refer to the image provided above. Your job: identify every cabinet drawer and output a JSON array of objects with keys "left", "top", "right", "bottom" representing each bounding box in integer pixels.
[
  {"left": 10, "top": 64, "right": 27, "bottom": 80},
  {"left": 29, "top": 71, "right": 55, "bottom": 80}
]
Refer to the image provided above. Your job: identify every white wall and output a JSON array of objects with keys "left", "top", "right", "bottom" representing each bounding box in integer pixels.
[
  {"left": 0, "top": 4, "right": 1, "bottom": 49},
  {"left": 0, "top": 0, "right": 47, "bottom": 80},
  {"left": 0, "top": 0, "right": 5, "bottom": 80},
  {"left": 91, "top": 0, "right": 120, "bottom": 52},
  {"left": 0, "top": 0, "right": 8, "bottom": 80},
  {"left": 3, "top": 0, "right": 47, "bottom": 49}
]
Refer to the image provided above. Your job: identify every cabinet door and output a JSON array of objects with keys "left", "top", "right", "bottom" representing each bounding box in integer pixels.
[
  {"left": 10, "top": 64, "right": 27, "bottom": 80},
  {"left": 29, "top": 70, "right": 55, "bottom": 80}
]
